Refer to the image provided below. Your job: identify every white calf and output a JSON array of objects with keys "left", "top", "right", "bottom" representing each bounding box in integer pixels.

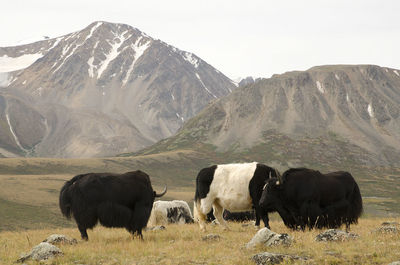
[{"left": 148, "top": 200, "right": 193, "bottom": 227}]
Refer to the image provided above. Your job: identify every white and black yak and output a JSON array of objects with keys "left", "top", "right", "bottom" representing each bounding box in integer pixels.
[
  {"left": 259, "top": 168, "right": 363, "bottom": 231},
  {"left": 147, "top": 200, "right": 193, "bottom": 227},
  {"left": 193, "top": 162, "right": 280, "bottom": 231},
  {"left": 59, "top": 170, "right": 166, "bottom": 240}
]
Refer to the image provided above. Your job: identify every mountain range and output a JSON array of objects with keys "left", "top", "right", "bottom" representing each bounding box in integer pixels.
[
  {"left": 0, "top": 21, "right": 235, "bottom": 157},
  {"left": 1, "top": 21, "right": 400, "bottom": 169},
  {"left": 137, "top": 65, "right": 400, "bottom": 167}
]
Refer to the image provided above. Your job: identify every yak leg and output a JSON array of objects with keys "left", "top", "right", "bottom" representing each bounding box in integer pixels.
[
  {"left": 213, "top": 201, "right": 229, "bottom": 230},
  {"left": 300, "top": 201, "right": 322, "bottom": 230},
  {"left": 261, "top": 213, "right": 270, "bottom": 230},
  {"left": 323, "top": 199, "right": 350, "bottom": 230},
  {"left": 195, "top": 200, "right": 211, "bottom": 232},
  {"left": 74, "top": 206, "right": 97, "bottom": 241},
  {"left": 131, "top": 201, "right": 151, "bottom": 240},
  {"left": 254, "top": 206, "right": 269, "bottom": 229},
  {"left": 275, "top": 205, "right": 298, "bottom": 230},
  {"left": 256, "top": 206, "right": 270, "bottom": 229},
  {"left": 78, "top": 224, "right": 89, "bottom": 241},
  {"left": 254, "top": 208, "right": 261, "bottom": 227},
  {"left": 345, "top": 222, "right": 350, "bottom": 233},
  {"left": 335, "top": 199, "right": 351, "bottom": 231}
]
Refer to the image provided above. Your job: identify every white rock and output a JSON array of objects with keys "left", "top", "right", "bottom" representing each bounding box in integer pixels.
[{"left": 246, "top": 228, "right": 292, "bottom": 249}]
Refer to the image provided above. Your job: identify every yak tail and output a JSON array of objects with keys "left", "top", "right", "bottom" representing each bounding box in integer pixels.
[
  {"left": 59, "top": 174, "right": 88, "bottom": 219},
  {"left": 349, "top": 182, "right": 363, "bottom": 223}
]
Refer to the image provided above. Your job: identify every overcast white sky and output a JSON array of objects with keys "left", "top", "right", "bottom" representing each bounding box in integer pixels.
[{"left": 1, "top": 0, "right": 399, "bottom": 79}]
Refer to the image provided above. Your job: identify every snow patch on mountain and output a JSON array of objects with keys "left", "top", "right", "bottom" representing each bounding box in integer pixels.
[
  {"left": 196, "top": 73, "right": 217, "bottom": 98},
  {"left": 87, "top": 57, "right": 95, "bottom": 78},
  {"left": 183, "top": 52, "right": 199, "bottom": 68},
  {"left": 97, "top": 31, "right": 129, "bottom": 78},
  {"left": 0, "top": 72, "right": 10, "bottom": 87},
  {"left": 0, "top": 53, "right": 43, "bottom": 72},
  {"left": 368, "top": 104, "right": 374, "bottom": 118},
  {"left": 53, "top": 37, "right": 88, "bottom": 73},
  {"left": 122, "top": 37, "right": 151, "bottom": 85},
  {"left": 6, "top": 113, "right": 27, "bottom": 152},
  {"left": 85, "top": 22, "right": 102, "bottom": 42},
  {"left": 316, "top": 80, "right": 325, "bottom": 93}
]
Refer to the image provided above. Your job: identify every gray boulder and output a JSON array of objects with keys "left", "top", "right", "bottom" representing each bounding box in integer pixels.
[
  {"left": 388, "top": 262, "right": 400, "bottom": 265},
  {"left": 315, "top": 229, "right": 359, "bottom": 242},
  {"left": 43, "top": 234, "right": 78, "bottom": 245},
  {"left": 252, "top": 252, "right": 308, "bottom": 265},
  {"left": 17, "top": 242, "right": 62, "bottom": 262},
  {"left": 246, "top": 228, "right": 292, "bottom": 249}
]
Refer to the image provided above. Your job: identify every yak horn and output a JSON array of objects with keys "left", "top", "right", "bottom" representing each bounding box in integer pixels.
[
  {"left": 276, "top": 169, "right": 282, "bottom": 183},
  {"left": 155, "top": 186, "right": 167, "bottom": 197}
]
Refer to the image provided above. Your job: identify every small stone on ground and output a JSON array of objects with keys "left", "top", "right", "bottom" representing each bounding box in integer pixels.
[
  {"left": 315, "top": 229, "right": 359, "bottom": 242},
  {"left": 17, "top": 242, "right": 63, "bottom": 262},
  {"left": 252, "top": 252, "right": 308, "bottom": 265}
]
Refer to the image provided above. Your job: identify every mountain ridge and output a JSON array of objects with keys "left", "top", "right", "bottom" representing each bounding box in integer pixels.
[
  {"left": 133, "top": 64, "right": 400, "bottom": 167},
  {"left": 0, "top": 21, "right": 236, "bottom": 157}
]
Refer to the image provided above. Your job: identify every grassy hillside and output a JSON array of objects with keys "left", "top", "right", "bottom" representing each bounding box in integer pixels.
[{"left": 1, "top": 218, "right": 399, "bottom": 264}]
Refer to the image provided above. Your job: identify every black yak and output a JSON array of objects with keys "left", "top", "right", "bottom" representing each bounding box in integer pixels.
[
  {"left": 200, "top": 209, "right": 255, "bottom": 223},
  {"left": 59, "top": 170, "right": 166, "bottom": 240},
  {"left": 259, "top": 168, "right": 363, "bottom": 231},
  {"left": 223, "top": 209, "right": 255, "bottom": 222}
]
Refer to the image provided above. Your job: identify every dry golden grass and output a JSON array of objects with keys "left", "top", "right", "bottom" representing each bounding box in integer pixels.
[{"left": 1, "top": 218, "right": 399, "bottom": 265}]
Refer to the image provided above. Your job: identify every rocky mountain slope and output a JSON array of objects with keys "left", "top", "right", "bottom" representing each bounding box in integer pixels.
[
  {"left": 138, "top": 65, "right": 400, "bottom": 167},
  {"left": 0, "top": 21, "right": 236, "bottom": 157}
]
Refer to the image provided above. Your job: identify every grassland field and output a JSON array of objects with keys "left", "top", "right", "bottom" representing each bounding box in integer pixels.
[
  {"left": 1, "top": 218, "right": 400, "bottom": 264},
  {"left": 0, "top": 154, "right": 400, "bottom": 264}
]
